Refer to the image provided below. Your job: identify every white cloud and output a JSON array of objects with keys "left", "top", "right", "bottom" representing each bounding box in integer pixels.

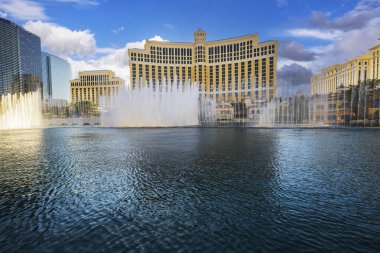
[
  {"left": 0, "top": 10, "right": 7, "bottom": 17},
  {"left": 278, "top": 58, "right": 311, "bottom": 70},
  {"left": 287, "top": 28, "right": 343, "bottom": 41},
  {"left": 299, "top": 1, "right": 380, "bottom": 72},
  {"left": 111, "top": 26, "right": 124, "bottom": 34},
  {"left": 0, "top": 0, "right": 47, "bottom": 20},
  {"left": 277, "top": 0, "right": 380, "bottom": 96},
  {"left": 24, "top": 19, "right": 168, "bottom": 88},
  {"left": 163, "top": 23, "right": 176, "bottom": 30},
  {"left": 68, "top": 35, "right": 168, "bottom": 87},
  {"left": 96, "top": 47, "right": 117, "bottom": 54},
  {"left": 24, "top": 20, "right": 97, "bottom": 58},
  {"left": 310, "top": 17, "right": 380, "bottom": 73},
  {"left": 310, "top": 0, "right": 380, "bottom": 31},
  {"left": 279, "top": 40, "right": 317, "bottom": 61},
  {"left": 54, "top": 0, "right": 99, "bottom": 6},
  {"left": 277, "top": 0, "right": 287, "bottom": 8},
  {"left": 147, "top": 35, "right": 168, "bottom": 42}
]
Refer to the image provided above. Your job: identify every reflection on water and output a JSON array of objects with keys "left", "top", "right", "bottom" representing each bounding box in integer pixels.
[
  {"left": 0, "top": 129, "right": 44, "bottom": 191},
  {"left": 0, "top": 128, "right": 380, "bottom": 252}
]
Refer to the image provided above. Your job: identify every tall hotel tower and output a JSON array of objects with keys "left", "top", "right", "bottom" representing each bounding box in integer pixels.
[
  {"left": 0, "top": 17, "right": 42, "bottom": 95},
  {"left": 128, "top": 29, "right": 278, "bottom": 103}
]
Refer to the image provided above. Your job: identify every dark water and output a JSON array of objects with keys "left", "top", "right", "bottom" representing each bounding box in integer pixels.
[{"left": 1, "top": 128, "right": 380, "bottom": 252}]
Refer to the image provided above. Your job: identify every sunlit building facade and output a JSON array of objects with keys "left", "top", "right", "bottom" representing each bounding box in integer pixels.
[
  {"left": 41, "top": 52, "right": 72, "bottom": 101},
  {"left": 70, "top": 70, "right": 125, "bottom": 105},
  {"left": 311, "top": 43, "right": 380, "bottom": 95},
  {"left": 0, "top": 17, "right": 42, "bottom": 95},
  {"left": 128, "top": 29, "right": 278, "bottom": 103}
]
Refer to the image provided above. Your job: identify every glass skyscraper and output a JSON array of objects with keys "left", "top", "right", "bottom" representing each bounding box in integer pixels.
[
  {"left": 41, "top": 52, "right": 72, "bottom": 101},
  {"left": 0, "top": 17, "right": 42, "bottom": 95}
]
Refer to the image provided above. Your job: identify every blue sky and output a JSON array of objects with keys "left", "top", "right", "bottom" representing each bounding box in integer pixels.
[
  {"left": 28, "top": 0, "right": 358, "bottom": 48},
  {"left": 1, "top": 0, "right": 380, "bottom": 95}
]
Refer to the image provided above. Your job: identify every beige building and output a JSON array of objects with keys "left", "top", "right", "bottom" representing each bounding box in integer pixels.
[
  {"left": 311, "top": 43, "right": 380, "bottom": 95},
  {"left": 216, "top": 103, "right": 234, "bottom": 122},
  {"left": 70, "top": 70, "right": 125, "bottom": 105},
  {"left": 128, "top": 29, "right": 278, "bottom": 103}
]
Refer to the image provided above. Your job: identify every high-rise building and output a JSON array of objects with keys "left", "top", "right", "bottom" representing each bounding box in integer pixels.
[
  {"left": 311, "top": 43, "right": 380, "bottom": 95},
  {"left": 0, "top": 17, "right": 42, "bottom": 95},
  {"left": 70, "top": 70, "right": 125, "bottom": 105},
  {"left": 128, "top": 29, "right": 278, "bottom": 103},
  {"left": 41, "top": 52, "right": 72, "bottom": 100}
]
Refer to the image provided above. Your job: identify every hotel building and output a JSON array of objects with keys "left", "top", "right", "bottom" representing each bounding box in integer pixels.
[
  {"left": 311, "top": 43, "right": 380, "bottom": 95},
  {"left": 128, "top": 29, "right": 278, "bottom": 103},
  {"left": 41, "top": 52, "right": 72, "bottom": 101},
  {"left": 70, "top": 70, "right": 125, "bottom": 105}
]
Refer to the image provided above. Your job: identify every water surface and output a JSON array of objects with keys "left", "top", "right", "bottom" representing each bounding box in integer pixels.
[{"left": 0, "top": 128, "right": 380, "bottom": 252}]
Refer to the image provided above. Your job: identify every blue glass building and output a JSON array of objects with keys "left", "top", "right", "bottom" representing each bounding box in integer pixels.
[
  {"left": 0, "top": 17, "right": 42, "bottom": 95},
  {"left": 41, "top": 52, "right": 72, "bottom": 100}
]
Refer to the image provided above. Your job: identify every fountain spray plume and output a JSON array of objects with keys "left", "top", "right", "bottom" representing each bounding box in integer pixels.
[
  {"left": 0, "top": 90, "right": 42, "bottom": 129},
  {"left": 100, "top": 79, "right": 200, "bottom": 127}
]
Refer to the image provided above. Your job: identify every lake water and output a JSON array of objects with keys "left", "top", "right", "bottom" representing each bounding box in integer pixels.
[{"left": 1, "top": 128, "right": 380, "bottom": 252}]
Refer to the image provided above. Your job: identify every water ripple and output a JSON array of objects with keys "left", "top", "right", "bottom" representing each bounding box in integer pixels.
[{"left": 0, "top": 128, "right": 380, "bottom": 252}]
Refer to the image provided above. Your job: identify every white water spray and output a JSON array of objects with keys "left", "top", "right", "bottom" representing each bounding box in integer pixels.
[
  {"left": 100, "top": 84, "right": 200, "bottom": 127},
  {"left": 0, "top": 91, "right": 42, "bottom": 129}
]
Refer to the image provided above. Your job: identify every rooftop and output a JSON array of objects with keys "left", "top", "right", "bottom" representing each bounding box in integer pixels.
[
  {"left": 129, "top": 33, "right": 261, "bottom": 51},
  {"left": 0, "top": 17, "right": 40, "bottom": 38},
  {"left": 194, "top": 28, "right": 206, "bottom": 34},
  {"left": 80, "top": 70, "right": 113, "bottom": 73}
]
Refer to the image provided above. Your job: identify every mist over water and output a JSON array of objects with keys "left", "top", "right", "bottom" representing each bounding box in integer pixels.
[
  {"left": 0, "top": 80, "right": 379, "bottom": 129},
  {"left": 100, "top": 85, "right": 200, "bottom": 127}
]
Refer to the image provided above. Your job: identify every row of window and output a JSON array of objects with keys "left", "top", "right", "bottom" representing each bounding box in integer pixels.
[
  {"left": 70, "top": 81, "right": 122, "bottom": 87},
  {"left": 79, "top": 74, "right": 111, "bottom": 82},
  {"left": 71, "top": 87, "right": 120, "bottom": 94},
  {"left": 131, "top": 60, "right": 275, "bottom": 87},
  {"left": 71, "top": 87, "right": 120, "bottom": 101},
  {"left": 313, "top": 69, "right": 370, "bottom": 90},
  {"left": 130, "top": 43, "right": 276, "bottom": 64},
  {"left": 205, "top": 90, "right": 275, "bottom": 101}
]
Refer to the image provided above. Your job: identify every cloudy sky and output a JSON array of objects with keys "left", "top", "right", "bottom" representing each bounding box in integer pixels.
[{"left": 1, "top": 0, "right": 380, "bottom": 96}]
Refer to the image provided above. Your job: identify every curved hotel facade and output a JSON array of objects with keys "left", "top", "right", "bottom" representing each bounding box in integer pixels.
[
  {"left": 311, "top": 44, "right": 380, "bottom": 95},
  {"left": 128, "top": 29, "right": 278, "bottom": 103},
  {"left": 41, "top": 52, "right": 72, "bottom": 101}
]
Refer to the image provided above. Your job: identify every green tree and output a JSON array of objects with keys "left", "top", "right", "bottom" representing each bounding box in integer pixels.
[{"left": 73, "top": 101, "right": 97, "bottom": 116}]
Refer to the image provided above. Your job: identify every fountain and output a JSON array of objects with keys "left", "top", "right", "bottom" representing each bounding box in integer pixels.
[
  {"left": 1, "top": 79, "right": 379, "bottom": 129},
  {"left": 100, "top": 82, "right": 200, "bottom": 127},
  {"left": 0, "top": 91, "right": 42, "bottom": 129}
]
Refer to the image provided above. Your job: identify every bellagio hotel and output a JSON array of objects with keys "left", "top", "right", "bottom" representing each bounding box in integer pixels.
[
  {"left": 70, "top": 70, "right": 125, "bottom": 105},
  {"left": 311, "top": 43, "right": 380, "bottom": 95},
  {"left": 128, "top": 29, "right": 278, "bottom": 103}
]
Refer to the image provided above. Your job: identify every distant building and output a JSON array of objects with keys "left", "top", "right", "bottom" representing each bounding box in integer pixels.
[
  {"left": 247, "top": 98, "right": 267, "bottom": 122},
  {"left": 41, "top": 52, "right": 72, "bottom": 100},
  {"left": 311, "top": 43, "right": 380, "bottom": 95},
  {"left": 42, "top": 99, "right": 69, "bottom": 118},
  {"left": 70, "top": 70, "right": 125, "bottom": 105},
  {"left": 0, "top": 17, "right": 42, "bottom": 95},
  {"left": 216, "top": 102, "right": 234, "bottom": 122},
  {"left": 129, "top": 29, "right": 278, "bottom": 103}
]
